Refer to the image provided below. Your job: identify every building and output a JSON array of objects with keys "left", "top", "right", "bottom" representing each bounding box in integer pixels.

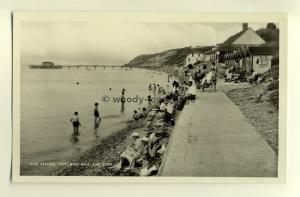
[
  {"left": 185, "top": 52, "right": 202, "bottom": 67},
  {"left": 42, "top": 61, "right": 54, "bottom": 67},
  {"left": 203, "top": 47, "right": 220, "bottom": 63},
  {"left": 30, "top": 61, "right": 62, "bottom": 69},
  {"left": 217, "top": 23, "right": 274, "bottom": 73},
  {"left": 184, "top": 46, "right": 216, "bottom": 67},
  {"left": 223, "top": 46, "right": 273, "bottom": 73}
]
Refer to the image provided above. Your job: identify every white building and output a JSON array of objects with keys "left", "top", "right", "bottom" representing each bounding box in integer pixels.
[
  {"left": 219, "top": 23, "right": 274, "bottom": 73},
  {"left": 185, "top": 53, "right": 204, "bottom": 67}
]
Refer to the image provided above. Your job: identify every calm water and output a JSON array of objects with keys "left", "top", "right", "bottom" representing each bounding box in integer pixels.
[{"left": 20, "top": 67, "right": 168, "bottom": 175}]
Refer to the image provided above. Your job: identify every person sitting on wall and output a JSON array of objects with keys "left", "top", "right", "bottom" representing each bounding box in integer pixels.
[
  {"left": 184, "top": 81, "right": 196, "bottom": 100},
  {"left": 141, "top": 107, "right": 147, "bottom": 118},
  {"left": 115, "top": 132, "right": 142, "bottom": 170},
  {"left": 159, "top": 98, "right": 168, "bottom": 112},
  {"left": 249, "top": 69, "right": 260, "bottom": 84},
  {"left": 177, "top": 81, "right": 196, "bottom": 110},
  {"left": 164, "top": 95, "right": 173, "bottom": 123},
  {"left": 133, "top": 110, "right": 139, "bottom": 121}
]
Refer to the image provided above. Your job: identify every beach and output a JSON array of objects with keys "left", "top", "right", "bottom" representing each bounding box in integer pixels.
[{"left": 20, "top": 67, "right": 169, "bottom": 175}]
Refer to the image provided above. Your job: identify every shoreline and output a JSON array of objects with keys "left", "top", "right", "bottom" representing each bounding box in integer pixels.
[
  {"left": 53, "top": 120, "right": 145, "bottom": 176},
  {"left": 52, "top": 66, "right": 180, "bottom": 176}
]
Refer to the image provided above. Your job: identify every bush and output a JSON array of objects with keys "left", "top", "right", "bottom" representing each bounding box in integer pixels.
[
  {"left": 267, "top": 80, "right": 279, "bottom": 91},
  {"left": 272, "top": 54, "right": 279, "bottom": 65},
  {"left": 271, "top": 54, "right": 279, "bottom": 80},
  {"left": 269, "top": 90, "right": 279, "bottom": 108},
  {"left": 271, "top": 64, "right": 279, "bottom": 80}
]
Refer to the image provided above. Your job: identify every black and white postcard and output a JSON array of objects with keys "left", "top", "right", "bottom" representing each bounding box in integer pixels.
[{"left": 12, "top": 12, "right": 287, "bottom": 182}]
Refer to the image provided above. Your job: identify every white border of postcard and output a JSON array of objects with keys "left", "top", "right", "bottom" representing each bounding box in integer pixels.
[{"left": 12, "top": 12, "right": 287, "bottom": 183}]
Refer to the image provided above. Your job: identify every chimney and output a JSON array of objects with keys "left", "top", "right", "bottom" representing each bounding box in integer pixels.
[{"left": 243, "top": 23, "right": 248, "bottom": 31}]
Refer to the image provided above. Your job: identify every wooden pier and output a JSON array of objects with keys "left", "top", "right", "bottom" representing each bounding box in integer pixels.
[
  {"left": 61, "top": 65, "right": 133, "bottom": 70},
  {"left": 29, "top": 65, "right": 133, "bottom": 70}
]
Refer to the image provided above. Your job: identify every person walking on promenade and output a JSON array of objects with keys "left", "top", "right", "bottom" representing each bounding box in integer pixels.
[
  {"left": 210, "top": 68, "right": 217, "bottom": 92},
  {"left": 70, "top": 112, "right": 81, "bottom": 135}
]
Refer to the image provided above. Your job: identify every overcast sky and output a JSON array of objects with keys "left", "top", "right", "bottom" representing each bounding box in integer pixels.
[{"left": 20, "top": 22, "right": 268, "bottom": 66}]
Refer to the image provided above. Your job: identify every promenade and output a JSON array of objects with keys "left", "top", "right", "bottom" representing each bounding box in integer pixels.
[{"left": 160, "top": 90, "right": 277, "bottom": 177}]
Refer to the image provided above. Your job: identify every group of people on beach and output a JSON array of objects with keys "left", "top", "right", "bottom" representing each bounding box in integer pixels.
[
  {"left": 112, "top": 69, "right": 201, "bottom": 175},
  {"left": 133, "top": 76, "right": 197, "bottom": 122},
  {"left": 70, "top": 62, "right": 217, "bottom": 137},
  {"left": 69, "top": 62, "right": 219, "bottom": 175}
]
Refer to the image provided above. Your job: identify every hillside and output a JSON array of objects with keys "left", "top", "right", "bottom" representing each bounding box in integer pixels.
[{"left": 124, "top": 46, "right": 213, "bottom": 67}]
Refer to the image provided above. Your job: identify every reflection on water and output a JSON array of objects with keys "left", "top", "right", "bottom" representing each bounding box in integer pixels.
[
  {"left": 93, "top": 129, "right": 100, "bottom": 139},
  {"left": 93, "top": 118, "right": 101, "bottom": 139},
  {"left": 70, "top": 134, "right": 80, "bottom": 145},
  {"left": 94, "top": 117, "right": 101, "bottom": 130},
  {"left": 121, "top": 102, "right": 125, "bottom": 114}
]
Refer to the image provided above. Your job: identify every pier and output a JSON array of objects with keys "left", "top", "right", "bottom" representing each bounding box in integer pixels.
[
  {"left": 29, "top": 64, "right": 133, "bottom": 70},
  {"left": 61, "top": 65, "right": 133, "bottom": 70}
]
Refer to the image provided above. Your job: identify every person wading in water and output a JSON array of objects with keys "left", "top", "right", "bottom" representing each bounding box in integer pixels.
[
  {"left": 93, "top": 102, "right": 101, "bottom": 129},
  {"left": 70, "top": 112, "right": 81, "bottom": 136},
  {"left": 121, "top": 91, "right": 126, "bottom": 113}
]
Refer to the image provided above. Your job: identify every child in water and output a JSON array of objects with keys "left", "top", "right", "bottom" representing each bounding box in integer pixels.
[{"left": 70, "top": 112, "right": 81, "bottom": 135}]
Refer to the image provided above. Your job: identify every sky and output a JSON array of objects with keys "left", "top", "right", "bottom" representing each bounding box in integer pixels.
[{"left": 20, "top": 22, "right": 268, "bottom": 66}]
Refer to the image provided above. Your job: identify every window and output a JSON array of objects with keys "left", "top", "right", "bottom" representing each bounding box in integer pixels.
[
  {"left": 188, "top": 58, "right": 190, "bottom": 62},
  {"left": 260, "top": 56, "right": 268, "bottom": 64},
  {"left": 256, "top": 56, "right": 268, "bottom": 65}
]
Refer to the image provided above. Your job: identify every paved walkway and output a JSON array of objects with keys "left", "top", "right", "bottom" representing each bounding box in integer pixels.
[{"left": 160, "top": 91, "right": 277, "bottom": 177}]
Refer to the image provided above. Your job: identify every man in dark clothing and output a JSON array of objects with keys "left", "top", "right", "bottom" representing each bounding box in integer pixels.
[{"left": 94, "top": 102, "right": 101, "bottom": 129}]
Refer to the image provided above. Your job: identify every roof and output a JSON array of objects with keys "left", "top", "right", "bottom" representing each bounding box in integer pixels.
[
  {"left": 248, "top": 47, "right": 274, "bottom": 55},
  {"left": 218, "top": 27, "right": 266, "bottom": 50},
  {"left": 217, "top": 46, "right": 241, "bottom": 51},
  {"left": 223, "top": 47, "right": 273, "bottom": 60},
  {"left": 220, "top": 29, "right": 247, "bottom": 47}
]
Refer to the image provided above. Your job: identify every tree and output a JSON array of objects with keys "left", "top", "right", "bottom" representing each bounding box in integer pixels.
[
  {"left": 256, "top": 23, "right": 279, "bottom": 43},
  {"left": 266, "top": 23, "right": 277, "bottom": 30}
]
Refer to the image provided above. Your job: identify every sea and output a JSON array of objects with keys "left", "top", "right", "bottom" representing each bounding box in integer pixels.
[{"left": 20, "top": 67, "right": 168, "bottom": 175}]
